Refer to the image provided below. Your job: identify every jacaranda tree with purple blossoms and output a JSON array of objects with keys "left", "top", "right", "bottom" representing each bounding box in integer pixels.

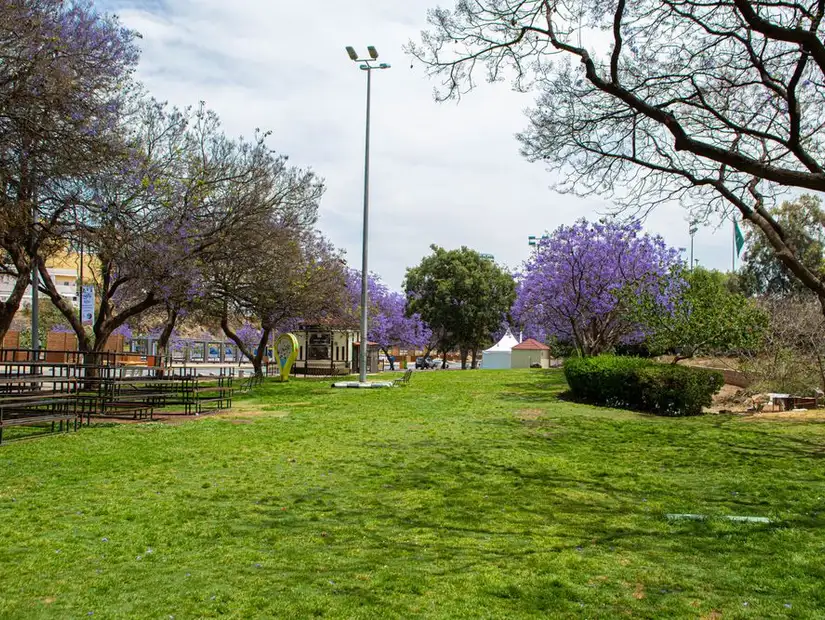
[
  {"left": 0, "top": 0, "right": 139, "bottom": 341},
  {"left": 513, "top": 219, "right": 683, "bottom": 357},
  {"left": 210, "top": 223, "right": 346, "bottom": 378},
  {"left": 344, "top": 270, "right": 431, "bottom": 370}
]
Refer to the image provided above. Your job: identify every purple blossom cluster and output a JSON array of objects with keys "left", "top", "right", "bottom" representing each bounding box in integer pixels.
[
  {"left": 112, "top": 324, "right": 133, "bottom": 339},
  {"left": 345, "top": 270, "right": 431, "bottom": 352},
  {"left": 235, "top": 323, "right": 263, "bottom": 351},
  {"left": 512, "top": 219, "right": 684, "bottom": 356}
]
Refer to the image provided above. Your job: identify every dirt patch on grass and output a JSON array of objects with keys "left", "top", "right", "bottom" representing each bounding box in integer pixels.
[
  {"left": 743, "top": 410, "right": 825, "bottom": 422},
  {"left": 218, "top": 406, "right": 289, "bottom": 420},
  {"left": 515, "top": 408, "right": 544, "bottom": 420}
]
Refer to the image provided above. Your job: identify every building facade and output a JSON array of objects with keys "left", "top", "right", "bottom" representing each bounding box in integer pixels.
[
  {"left": 0, "top": 267, "right": 78, "bottom": 307},
  {"left": 0, "top": 251, "right": 91, "bottom": 308}
]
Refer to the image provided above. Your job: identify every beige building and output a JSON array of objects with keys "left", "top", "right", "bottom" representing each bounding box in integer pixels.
[
  {"left": 511, "top": 338, "right": 551, "bottom": 369},
  {"left": 0, "top": 250, "right": 95, "bottom": 308}
]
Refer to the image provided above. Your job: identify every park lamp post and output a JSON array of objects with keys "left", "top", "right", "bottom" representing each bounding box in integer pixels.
[{"left": 346, "top": 45, "right": 390, "bottom": 383}]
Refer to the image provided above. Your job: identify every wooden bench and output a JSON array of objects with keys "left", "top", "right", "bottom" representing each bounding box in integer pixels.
[{"left": 393, "top": 369, "right": 413, "bottom": 387}]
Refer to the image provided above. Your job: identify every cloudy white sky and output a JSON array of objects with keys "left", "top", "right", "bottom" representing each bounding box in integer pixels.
[{"left": 101, "top": 0, "right": 738, "bottom": 290}]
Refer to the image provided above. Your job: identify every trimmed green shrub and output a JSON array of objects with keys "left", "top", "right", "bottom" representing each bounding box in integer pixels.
[
  {"left": 563, "top": 356, "right": 650, "bottom": 408},
  {"left": 564, "top": 355, "right": 724, "bottom": 416}
]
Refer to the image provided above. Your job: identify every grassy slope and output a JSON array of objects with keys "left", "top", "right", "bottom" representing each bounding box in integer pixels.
[{"left": 1, "top": 370, "right": 824, "bottom": 619}]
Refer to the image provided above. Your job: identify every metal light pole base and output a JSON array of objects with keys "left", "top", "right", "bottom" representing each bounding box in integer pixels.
[{"left": 331, "top": 381, "right": 394, "bottom": 389}]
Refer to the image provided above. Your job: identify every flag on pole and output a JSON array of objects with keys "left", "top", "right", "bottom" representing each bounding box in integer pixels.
[{"left": 734, "top": 220, "right": 745, "bottom": 257}]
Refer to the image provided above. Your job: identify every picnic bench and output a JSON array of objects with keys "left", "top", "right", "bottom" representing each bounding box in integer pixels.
[
  {"left": 176, "top": 373, "right": 234, "bottom": 415},
  {"left": 393, "top": 369, "right": 413, "bottom": 387},
  {"left": 80, "top": 366, "right": 235, "bottom": 419},
  {"left": 0, "top": 377, "right": 79, "bottom": 444},
  {"left": 239, "top": 373, "right": 263, "bottom": 393}
]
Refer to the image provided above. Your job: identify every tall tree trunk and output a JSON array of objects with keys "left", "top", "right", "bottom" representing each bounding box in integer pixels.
[
  {"left": 156, "top": 305, "right": 179, "bottom": 373},
  {"left": 815, "top": 350, "right": 825, "bottom": 395},
  {"left": 0, "top": 264, "right": 33, "bottom": 344},
  {"left": 37, "top": 258, "right": 91, "bottom": 352},
  {"left": 38, "top": 260, "right": 156, "bottom": 385},
  {"left": 460, "top": 347, "right": 468, "bottom": 370},
  {"left": 382, "top": 347, "right": 395, "bottom": 370},
  {"left": 252, "top": 325, "right": 272, "bottom": 378},
  {"left": 40, "top": 259, "right": 157, "bottom": 354},
  {"left": 221, "top": 315, "right": 270, "bottom": 378},
  {"left": 470, "top": 348, "right": 478, "bottom": 369}
]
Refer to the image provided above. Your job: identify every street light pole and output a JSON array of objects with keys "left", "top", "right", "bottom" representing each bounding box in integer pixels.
[
  {"left": 346, "top": 45, "right": 390, "bottom": 383},
  {"left": 31, "top": 199, "right": 38, "bottom": 354},
  {"left": 688, "top": 220, "right": 698, "bottom": 271},
  {"left": 359, "top": 66, "right": 372, "bottom": 384}
]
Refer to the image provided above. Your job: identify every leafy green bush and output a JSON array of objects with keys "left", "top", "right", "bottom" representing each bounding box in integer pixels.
[
  {"left": 563, "top": 356, "right": 650, "bottom": 408},
  {"left": 635, "top": 364, "right": 725, "bottom": 416},
  {"left": 564, "top": 355, "right": 724, "bottom": 416}
]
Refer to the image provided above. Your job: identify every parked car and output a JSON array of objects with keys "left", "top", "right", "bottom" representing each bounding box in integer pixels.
[{"left": 415, "top": 356, "right": 436, "bottom": 369}]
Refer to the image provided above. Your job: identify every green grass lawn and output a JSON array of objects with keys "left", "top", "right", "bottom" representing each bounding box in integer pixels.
[{"left": 1, "top": 370, "right": 825, "bottom": 619}]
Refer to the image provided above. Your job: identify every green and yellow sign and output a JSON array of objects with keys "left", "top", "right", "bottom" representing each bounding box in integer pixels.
[{"left": 275, "top": 333, "right": 299, "bottom": 382}]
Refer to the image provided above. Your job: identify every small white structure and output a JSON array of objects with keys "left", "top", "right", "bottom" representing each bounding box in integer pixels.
[
  {"left": 481, "top": 329, "right": 520, "bottom": 369},
  {"left": 511, "top": 338, "right": 551, "bottom": 369}
]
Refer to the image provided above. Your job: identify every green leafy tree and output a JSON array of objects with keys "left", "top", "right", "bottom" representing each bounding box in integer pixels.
[
  {"left": 404, "top": 246, "right": 516, "bottom": 369},
  {"left": 739, "top": 195, "right": 825, "bottom": 298},
  {"left": 634, "top": 267, "right": 768, "bottom": 364}
]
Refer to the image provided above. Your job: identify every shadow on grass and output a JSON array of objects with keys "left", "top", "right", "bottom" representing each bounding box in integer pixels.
[
  {"left": 246, "top": 443, "right": 824, "bottom": 615},
  {"left": 496, "top": 370, "right": 570, "bottom": 405},
  {"left": 0, "top": 422, "right": 76, "bottom": 444}
]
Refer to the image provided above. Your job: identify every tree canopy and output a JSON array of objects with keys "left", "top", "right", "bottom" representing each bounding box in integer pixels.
[
  {"left": 344, "top": 271, "right": 431, "bottom": 370},
  {"left": 404, "top": 246, "right": 515, "bottom": 368},
  {"left": 739, "top": 194, "right": 825, "bottom": 298},
  {"left": 0, "top": 0, "right": 139, "bottom": 337},
  {"left": 632, "top": 267, "right": 769, "bottom": 363},
  {"left": 513, "top": 219, "right": 682, "bottom": 356},
  {"left": 411, "top": 0, "right": 825, "bottom": 311},
  {"left": 0, "top": 0, "right": 348, "bottom": 366}
]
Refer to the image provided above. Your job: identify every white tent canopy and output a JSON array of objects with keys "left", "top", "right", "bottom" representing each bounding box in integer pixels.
[{"left": 481, "top": 329, "right": 520, "bottom": 369}]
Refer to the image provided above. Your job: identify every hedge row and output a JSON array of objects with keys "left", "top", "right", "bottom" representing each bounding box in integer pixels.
[{"left": 563, "top": 355, "right": 724, "bottom": 416}]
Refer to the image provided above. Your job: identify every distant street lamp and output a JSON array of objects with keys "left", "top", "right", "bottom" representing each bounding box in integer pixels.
[
  {"left": 689, "top": 220, "right": 699, "bottom": 270},
  {"left": 345, "top": 45, "right": 390, "bottom": 383}
]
